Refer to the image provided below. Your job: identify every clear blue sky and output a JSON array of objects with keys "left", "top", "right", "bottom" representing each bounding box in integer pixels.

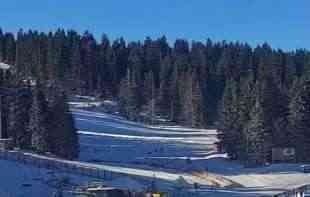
[{"left": 0, "top": 0, "right": 309, "bottom": 50}]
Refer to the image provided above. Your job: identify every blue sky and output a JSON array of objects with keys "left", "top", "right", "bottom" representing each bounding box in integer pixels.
[{"left": 0, "top": 0, "right": 309, "bottom": 50}]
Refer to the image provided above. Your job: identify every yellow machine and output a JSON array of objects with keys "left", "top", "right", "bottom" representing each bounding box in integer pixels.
[{"left": 145, "top": 192, "right": 169, "bottom": 197}]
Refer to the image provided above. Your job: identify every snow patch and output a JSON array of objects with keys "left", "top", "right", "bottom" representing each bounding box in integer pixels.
[{"left": 0, "top": 62, "right": 11, "bottom": 70}]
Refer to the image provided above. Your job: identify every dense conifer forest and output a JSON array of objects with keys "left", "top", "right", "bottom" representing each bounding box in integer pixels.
[
  {"left": 3, "top": 80, "right": 79, "bottom": 160},
  {"left": 0, "top": 28, "right": 310, "bottom": 164}
]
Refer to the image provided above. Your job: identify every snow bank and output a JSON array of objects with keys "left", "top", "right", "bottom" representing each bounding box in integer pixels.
[
  {"left": 0, "top": 62, "right": 11, "bottom": 70},
  {"left": 79, "top": 130, "right": 218, "bottom": 145}
]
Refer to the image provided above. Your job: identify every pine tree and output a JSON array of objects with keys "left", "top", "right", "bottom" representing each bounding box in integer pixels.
[
  {"left": 170, "top": 65, "right": 182, "bottom": 123},
  {"left": 27, "top": 86, "right": 49, "bottom": 153},
  {"left": 157, "top": 55, "right": 173, "bottom": 119},
  {"left": 80, "top": 32, "right": 98, "bottom": 93},
  {"left": 289, "top": 76, "right": 310, "bottom": 161},
  {"left": 48, "top": 86, "right": 79, "bottom": 159},
  {"left": 97, "top": 34, "right": 112, "bottom": 96},
  {"left": 192, "top": 71, "right": 205, "bottom": 128},
  {"left": 246, "top": 99, "right": 269, "bottom": 166},
  {"left": 15, "top": 29, "right": 27, "bottom": 78},
  {"left": 119, "top": 69, "right": 140, "bottom": 121},
  {"left": 143, "top": 71, "right": 156, "bottom": 124},
  {"left": 0, "top": 29, "right": 4, "bottom": 62},
  {"left": 4, "top": 33, "right": 16, "bottom": 64},
  {"left": 219, "top": 79, "right": 242, "bottom": 159},
  {"left": 69, "top": 37, "right": 83, "bottom": 94},
  {"left": 8, "top": 89, "right": 32, "bottom": 148},
  {"left": 182, "top": 70, "right": 194, "bottom": 126}
]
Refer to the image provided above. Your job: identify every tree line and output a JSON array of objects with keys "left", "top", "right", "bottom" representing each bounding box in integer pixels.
[
  {"left": 0, "top": 28, "right": 310, "bottom": 164},
  {"left": 28, "top": 82, "right": 79, "bottom": 159},
  {"left": 3, "top": 79, "right": 79, "bottom": 160}
]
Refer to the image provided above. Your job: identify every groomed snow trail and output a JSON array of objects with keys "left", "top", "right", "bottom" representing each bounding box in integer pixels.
[{"left": 73, "top": 106, "right": 310, "bottom": 196}]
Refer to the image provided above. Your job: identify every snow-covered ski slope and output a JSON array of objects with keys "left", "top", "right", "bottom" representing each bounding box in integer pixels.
[
  {"left": 1, "top": 101, "right": 310, "bottom": 197},
  {"left": 72, "top": 106, "right": 310, "bottom": 196},
  {"left": 73, "top": 108, "right": 219, "bottom": 168},
  {"left": 0, "top": 151, "right": 280, "bottom": 197}
]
